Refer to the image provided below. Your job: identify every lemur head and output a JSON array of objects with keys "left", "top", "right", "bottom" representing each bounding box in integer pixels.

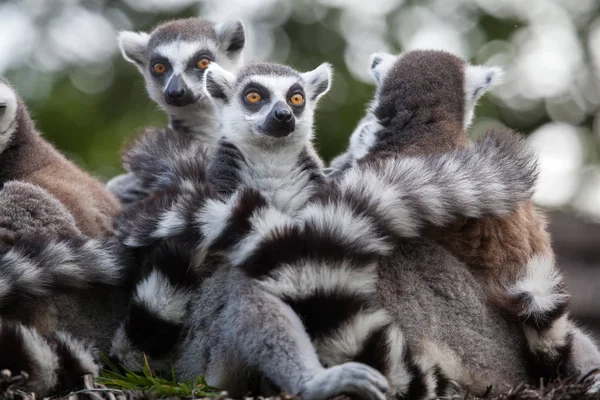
[
  {"left": 368, "top": 50, "right": 503, "bottom": 130},
  {"left": 118, "top": 18, "right": 245, "bottom": 118},
  {"left": 202, "top": 62, "right": 332, "bottom": 147}
]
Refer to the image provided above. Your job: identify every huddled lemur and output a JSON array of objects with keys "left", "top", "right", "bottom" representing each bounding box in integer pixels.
[
  {"left": 331, "top": 49, "right": 600, "bottom": 386},
  {"left": 113, "top": 62, "right": 547, "bottom": 399},
  {"left": 0, "top": 80, "right": 121, "bottom": 237},
  {"left": 106, "top": 17, "right": 246, "bottom": 204}
]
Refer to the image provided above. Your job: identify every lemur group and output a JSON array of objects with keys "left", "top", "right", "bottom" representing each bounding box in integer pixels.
[{"left": 0, "top": 16, "right": 597, "bottom": 400}]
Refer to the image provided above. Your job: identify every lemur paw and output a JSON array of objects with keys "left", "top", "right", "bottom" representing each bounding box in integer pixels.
[{"left": 300, "top": 362, "right": 389, "bottom": 400}]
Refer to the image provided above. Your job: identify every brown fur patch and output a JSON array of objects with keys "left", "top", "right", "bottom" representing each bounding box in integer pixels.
[{"left": 0, "top": 93, "right": 121, "bottom": 238}]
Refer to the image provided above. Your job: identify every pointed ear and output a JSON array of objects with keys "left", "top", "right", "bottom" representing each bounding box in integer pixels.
[
  {"left": 464, "top": 65, "right": 504, "bottom": 128},
  {"left": 118, "top": 31, "right": 150, "bottom": 67},
  {"left": 369, "top": 52, "right": 398, "bottom": 86},
  {"left": 216, "top": 19, "right": 246, "bottom": 57},
  {"left": 465, "top": 65, "right": 504, "bottom": 104},
  {"left": 301, "top": 63, "right": 332, "bottom": 102},
  {"left": 203, "top": 63, "right": 236, "bottom": 106}
]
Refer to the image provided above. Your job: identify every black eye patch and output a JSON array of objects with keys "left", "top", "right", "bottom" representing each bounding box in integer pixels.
[
  {"left": 286, "top": 83, "right": 306, "bottom": 115},
  {"left": 186, "top": 50, "right": 215, "bottom": 72},
  {"left": 240, "top": 81, "right": 271, "bottom": 112},
  {"left": 149, "top": 55, "right": 172, "bottom": 82}
]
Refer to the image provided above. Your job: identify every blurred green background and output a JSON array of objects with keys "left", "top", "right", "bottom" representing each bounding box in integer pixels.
[
  {"left": 3, "top": 0, "right": 600, "bottom": 333},
  {"left": 2, "top": 0, "right": 600, "bottom": 214}
]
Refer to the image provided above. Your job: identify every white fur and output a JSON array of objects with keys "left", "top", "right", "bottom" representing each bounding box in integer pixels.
[
  {"left": 339, "top": 167, "right": 421, "bottom": 237},
  {"left": 0, "top": 82, "right": 18, "bottom": 153},
  {"left": 3, "top": 251, "right": 43, "bottom": 293},
  {"left": 369, "top": 52, "right": 399, "bottom": 85},
  {"left": 300, "top": 362, "right": 389, "bottom": 400},
  {"left": 464, "top": 65, "right": 504, "bottom": 129},
  {"left": 315, "top": 309, "right": 391, "bottom": 366},
  {"left": 257, "top": 261, "right": 379, "bottom": 301},
  {"left": 386, "top": 325, "right": 413, "bottom": 395},
  {"left": 195, "top": 194, "right": 241, "bottom": 250},
  {"left": 154, "top": 209, "right": 187, "bottom": 239},
  {"left": 228, "top": 206, "right": 296, "bottom": 267},
  {"left": 298, "top": 201, "right": 393, "bottom": 256},
  {"left": 117, "top": 31, "right": 150, "bottom": 67},
  {"left": 18, "top": 324, "right": 59, "bottom": 393},
  {"left": 523, "top": 313, "right": 573, "bottom": 357},
  {"left": 509, "top": 254, "right": 569, "bottom": 318},
  {"left": 348, "top": 113, "right": 383, "bottom": 162},
  {"left": 300, "top": 63, "right": 333, "bottom": 101},
  {"left": 53, "top": 332, "right": 99, "bottom": 377},
  {"left": 110, "top": 325, "right": 148, "bottom": 372},
  {"left": 134, "top": 270, "right": 191, "bottom": 323}
]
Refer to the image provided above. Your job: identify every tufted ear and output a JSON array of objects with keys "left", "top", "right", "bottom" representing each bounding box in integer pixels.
[
  {"left": 464, "top": 65, "right": 504, "bottom": 128},
  {"left": 118, "top": 31, "right": 150, "bottom": 68},
  {"left": 203, "top": 63, "right": 236, "bottom": 107},
  {"left": 301, "top": 63, "right": 333, "bottom": 102},
  {"left": 369, "top": 52, "right": 398, "bottom": 86},
  {"left": 215, "top": 19, "right": 246, "bottom": 57}
]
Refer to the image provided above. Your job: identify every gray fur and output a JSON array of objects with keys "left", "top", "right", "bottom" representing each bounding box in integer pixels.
[
  {"left": 0, "top": 181, "right": 83, "bottom": 250},
  {"left": 176, "top": 266, "right": 389, "bottom": 400}
]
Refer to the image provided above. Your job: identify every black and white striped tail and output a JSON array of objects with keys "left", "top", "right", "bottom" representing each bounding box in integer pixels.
[
  {"left": 122, "top": 126, "right": 210, "bottom": 193},
  {"left": 109, "top": 241, "right": 206, "bottom": 373},
  {"left": 0, "top": 236, "right": 137, "bottom": 311},
  {"left": 0, "top": 319, "right": 98, "bottom": 396},
  {"left": 117, "top": 129, "right": 539, "bottom": 252},
  {"left": 493, "top": 253, "right": 576, "bottom": 382},
  {"left": 220, "top": 195, "right": 455, "bottom": 397}
]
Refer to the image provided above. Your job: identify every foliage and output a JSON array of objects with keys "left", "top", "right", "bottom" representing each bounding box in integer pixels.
[{"left": 96, "top": 353, "right": 220, "bottom": 398}]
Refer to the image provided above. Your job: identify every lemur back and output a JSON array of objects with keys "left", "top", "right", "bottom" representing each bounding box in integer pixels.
[
  {"left": 0, "top": 80, "right": 120, "bottom": 237},
  {"left": 107, "top": 17, "right": 246, "bottom": 204},
  {"left": 333, "top": 49, "right": 599, "bottom": 387}
]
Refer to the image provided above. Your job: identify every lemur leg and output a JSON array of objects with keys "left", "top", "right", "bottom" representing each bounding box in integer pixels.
[
  {"left": 176, "top": 267, "right": 389, "bottom": 400},
  {"left": 431, "top": 202, "right": 600, "bottom": 384}
]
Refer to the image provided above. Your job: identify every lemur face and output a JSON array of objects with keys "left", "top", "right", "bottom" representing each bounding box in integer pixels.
[
  {"left": 368, "top": 51, "right": 504, "bottom": 129},
  {"left": 203, "top": 62, "right": 332, "bottom": 144},
  {"left": 118, "top": 19, "right": 245, "bottom": 116},
  {"left": 0, "top": 80, "right": 18, "bottom": 150}
]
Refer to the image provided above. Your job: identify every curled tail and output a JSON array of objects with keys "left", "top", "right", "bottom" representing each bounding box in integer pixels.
[
  {"left": 0, "top": 236, "right": 137, "bottom": 310},
  {"left": 0, "top": 319, "right": 98, "bottom": 396},
  {"left": 117, "top": 129, "right": 538, "bottom": 251}
]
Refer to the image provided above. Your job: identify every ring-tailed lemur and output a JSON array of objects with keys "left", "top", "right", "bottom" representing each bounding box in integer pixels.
[
  {"left": 109, "top": 61, "right": 333, "bottom": 373},
  {"left": 331, "top": 49, "right": 600, "bottom": 387},
  {"left": 0, "top": 80, "right": 121, "bottom": 237},
  {"left": 114, "top": 62, "right": 544, "bottom": 398},
  {"left": 107, "top": 18, "right": 246, "bottom": 204}
]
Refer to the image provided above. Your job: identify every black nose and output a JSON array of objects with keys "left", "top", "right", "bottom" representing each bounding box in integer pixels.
[
  {"left": 274, "top": 108, "right": 293, "bottom": 122},
  {"left": 167, "top": 87, "right": 185, "bottom": 99},
  {"left": 164, "top": 75, "right": 196, "bottom": 106}
]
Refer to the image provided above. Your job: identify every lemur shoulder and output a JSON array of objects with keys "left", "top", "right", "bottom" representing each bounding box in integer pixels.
[{"left": 0, "top": 80, "right": 120, "bottom": 237}]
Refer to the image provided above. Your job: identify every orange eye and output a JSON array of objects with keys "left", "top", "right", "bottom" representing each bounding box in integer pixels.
[
  {"left": 246, "top": 92, "right": 261, "bottom": 103},
  {"left": 197, "top": 58, "right": 210, "bottom": 69},
  {"left": 290, "top": 93, "right": 304, "bottom": 106},
  {"left": 153, "top": 63, "right": 166, "bottom": 74}
]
